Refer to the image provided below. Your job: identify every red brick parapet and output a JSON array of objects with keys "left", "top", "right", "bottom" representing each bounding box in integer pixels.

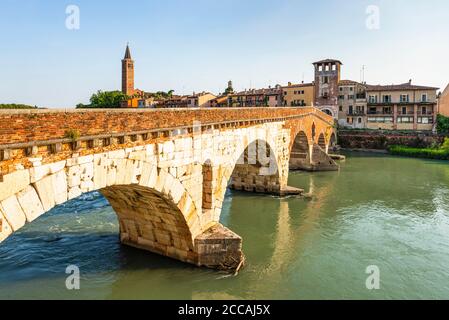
[{"left": 0, "top": 107, "right": 333, "bottom": 146}]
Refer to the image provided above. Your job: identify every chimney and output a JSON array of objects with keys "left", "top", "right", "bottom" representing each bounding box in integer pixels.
[
  {"left": 301, "top": 81, "right": 304, "bottom": 84},
  {"left": 288, "top": 82, "right": 292, "bottom": 86},
  {"left": 409, "top": 79, "right": 412, "bottom": 85}
]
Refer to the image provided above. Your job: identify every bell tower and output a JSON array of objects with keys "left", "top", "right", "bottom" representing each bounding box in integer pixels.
[
  {"left": 122, "top": 44, "right": 134, "bottom": 96},
  {"left": 313, "top": 59, "right": 342, "bottom": 118}
]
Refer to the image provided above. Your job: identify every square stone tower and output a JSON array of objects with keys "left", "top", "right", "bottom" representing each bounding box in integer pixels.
[
  {"left": 122, "top": 44, "right": 135, "bottom": 96},
  {"left": 313, "top": 59, "right": 342, "bottom": 118}
]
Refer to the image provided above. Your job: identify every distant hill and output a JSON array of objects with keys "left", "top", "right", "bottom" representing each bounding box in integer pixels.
[{"left": 0, "top": 104, "right": 39, "bottom": 109}]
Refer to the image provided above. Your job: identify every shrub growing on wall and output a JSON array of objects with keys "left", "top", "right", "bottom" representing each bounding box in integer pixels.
[{"left": 437, "top": 114, "right": 449, "bottom": 134}]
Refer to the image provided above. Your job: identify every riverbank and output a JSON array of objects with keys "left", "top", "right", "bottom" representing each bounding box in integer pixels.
[{"left": 388, "top": 145, "right": 449, "bottom": 160}]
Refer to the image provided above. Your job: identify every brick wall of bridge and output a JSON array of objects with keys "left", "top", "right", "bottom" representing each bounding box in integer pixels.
[{"left": 0, "top": 107, "right": 332, "bottom": 145}]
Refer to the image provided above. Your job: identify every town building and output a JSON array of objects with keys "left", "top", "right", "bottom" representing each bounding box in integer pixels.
[
  {"left": 228, "top": 87, "right": 283, "bottom": 107},
  {"left": 210, "top": 95, "right": 229, "bottom": 108},
  {"left": 186, "top": 92, "right": 217, "bottom": 108},
  {"left": 437, "top": 84, "right": 449, "bottom": 117},
  {"left": 337, "top": 80, "right": 367, "bottom": 129},
  {"left": 158, "top": 95, "right": 189, "bottom": 108},
  {"left": 313, "top": 59, "right": 342, "bottom": 118},
  {"left": 282, "top": 82, "right": 315, "bottom": 107},
  {"left": 365, "top": 81, "right": 439, "bottom": 130}
]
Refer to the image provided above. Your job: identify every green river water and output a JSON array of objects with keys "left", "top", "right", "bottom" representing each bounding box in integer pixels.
[{"left": 1, "top": 152, "right": 449, "bottom": 299}]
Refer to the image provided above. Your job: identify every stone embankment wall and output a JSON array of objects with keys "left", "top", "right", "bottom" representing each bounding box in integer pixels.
[{"left": 338, "top": 130, "right": 446, "bottom": 150}]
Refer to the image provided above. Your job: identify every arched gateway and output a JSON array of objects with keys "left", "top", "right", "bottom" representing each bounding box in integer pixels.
[{"left": 0, "top": 107, "right": 337, "bottom": 269}]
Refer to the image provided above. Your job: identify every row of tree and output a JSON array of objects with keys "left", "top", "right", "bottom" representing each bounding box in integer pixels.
[
  {"left": 0, "top": 104, "right": 39, "bottom": 109},
  {"left": 76, "top": 90, "right": 176, "bottom": 108}
]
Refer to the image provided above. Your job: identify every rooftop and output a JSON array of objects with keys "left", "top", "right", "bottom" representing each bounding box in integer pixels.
[
  {"left": 313, "top": 59, "right": 343, "bottom": 65},
  {"left": 365, "top": 81, "right": 439, "bottom": 91},
  {"left": 282, "top": 82, "right": 314, "bottom": 89}
]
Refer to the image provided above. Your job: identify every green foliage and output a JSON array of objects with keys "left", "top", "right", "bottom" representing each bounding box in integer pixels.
[
  {"left": 151, "top": 90, "right": 175, "bottom": 100},
  {"left": 224, "top": 86, "right": 234, "bottom": 95},
  {"left": 437, "top": 114, "right": 449, "bottom": 134},
  {"left": 0, "top": 104, "right": 38, "bottom": 109},
  {"left": 64, "top": 129, "right": 80, "bottom": 141},
  {"left": 388, "top": 145, "right": 449, "bottom": 160},
  {"left": 441, "top": 137, "right": 449, "bottom": 151},
  {"left": 77, "top": 91, "right": 130, "bottom": 108}
]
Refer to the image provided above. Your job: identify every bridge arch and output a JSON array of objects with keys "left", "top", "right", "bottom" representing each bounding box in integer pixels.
[
  {"left": 0, "top": 157, "right": 202, "bottom": 265},
  {"left": 289, "top": 131, "right": 311, "bottom": 170},
  {"left": 317, "top": 133, "right": 326, "bottom": 150},
  {"left": 202, "top": 133, "right": 286, "bottom": 225}
]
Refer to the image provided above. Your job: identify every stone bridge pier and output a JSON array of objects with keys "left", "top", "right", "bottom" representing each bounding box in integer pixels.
[{"left": 0, "top": 107, "right": 337, "bottom": 270}]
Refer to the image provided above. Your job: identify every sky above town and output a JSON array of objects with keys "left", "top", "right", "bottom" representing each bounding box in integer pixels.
[{"left": 1, "top": 0, "right": 448, "bottom": 108}]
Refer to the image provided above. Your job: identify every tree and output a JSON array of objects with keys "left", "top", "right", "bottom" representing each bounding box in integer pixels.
[
  {"left": 224, "top": 85, "right": 234, "bottom": 95},
  {"left": 77, "top": 90, "right": 129, "bottom": 108},
  {"left": 436, "top": 114, "right": 449, "bottom": 134}
]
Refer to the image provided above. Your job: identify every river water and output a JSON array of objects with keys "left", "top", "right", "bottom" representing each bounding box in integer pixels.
[{"left": 1, "top": 152, "right": 449, "bottom": 299}]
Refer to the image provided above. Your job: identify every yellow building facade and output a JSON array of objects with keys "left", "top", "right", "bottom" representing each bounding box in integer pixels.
[{"left": 282, "top": 83, "right": 315, "bottom": 107}]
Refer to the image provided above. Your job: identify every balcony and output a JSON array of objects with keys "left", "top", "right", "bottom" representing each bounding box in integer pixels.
[
  {"left": 367, "top": 111, "right": 393, "bottom": 115},
  {"left": 417, "top": 111, "right": 435, "bottom": 115},
  {"left": 347, "top": 111, "right": 366, "bottom": 116}
]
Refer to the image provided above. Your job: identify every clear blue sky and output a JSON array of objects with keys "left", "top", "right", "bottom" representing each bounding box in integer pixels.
[{"left": 1, "top": 0, "right": 448, "bottom": 108}]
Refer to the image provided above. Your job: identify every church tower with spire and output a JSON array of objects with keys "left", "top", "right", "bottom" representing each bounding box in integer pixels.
[{"left": 121, "top": 44, "right": 134, "bottom": 96}]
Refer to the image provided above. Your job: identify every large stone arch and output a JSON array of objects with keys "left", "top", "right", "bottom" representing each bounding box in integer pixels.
[{"left": 0, "top": 153, "right": 204, "bottom": 265}]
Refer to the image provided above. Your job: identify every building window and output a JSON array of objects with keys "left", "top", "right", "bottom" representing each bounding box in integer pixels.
[
  {"left": 322, "top": 76, "right": 329, "bottom": 84},
  {"left": 350, "top": 87, "right": 354, "bottom": 91},
  {"left": 332, "top": 64, "right": 337, "bottom": 71},
  {"left": 382, "top": 95, "right": 391, "bottom": 103},
  {"left": 339, "top": 106, "right": 343, "bottom": 111},
  {"left": 422, "top": 94, "right": 428, "bottom": 102},
  {"left": 367, "top": 117, "right": 393, "bottom": 123},
  {"left": 339, "top": 95, "right": 345, "bottom": 100},
  {"left": 358, "top": 117, "right": 362, "bottom": 124},
  {"left": 418, "top": 117, "right": 433, "bottom": 124},
  {"left": 318, "top": 65, "right": 323, "bottom": 72},
  {"left": 400, "top": 94, "right": 409, "bottom": 103},
  {"left": 369, "top": 95, "right": 378, "bottom": 103},
  {"left": 348, "top": 95, "right": 355, "bottom": 100},
  {"left": 340, "top": 87, "right": 343, "bottom": 92},
  {"left": 397, "top": 116, "right": 414, "bottom": 123}
]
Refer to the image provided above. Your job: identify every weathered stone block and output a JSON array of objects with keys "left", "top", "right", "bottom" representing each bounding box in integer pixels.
[
  {"left": 16, "top": 185, "right": 45, "bottom": 222},
  {"left": 53, "top": 171, "right": 68, "bottom": 205},
  {"left": 0, "top": 195, "right": 27, "bottom": 231},
  {"left": 33, "top": 175, "right": 55, "bottom": 212},
  {"left": 0, "top": 170, "right": 30, "bottom": 202}
]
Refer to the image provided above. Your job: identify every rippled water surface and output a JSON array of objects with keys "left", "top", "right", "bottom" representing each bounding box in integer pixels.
[{"left": 1, "top": 152, "right": 449, "bottom": 299}]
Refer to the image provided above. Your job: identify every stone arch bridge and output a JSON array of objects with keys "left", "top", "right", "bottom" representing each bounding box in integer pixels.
[{"left": 0, "top": 107, "right": 337, "bottom": 269}]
